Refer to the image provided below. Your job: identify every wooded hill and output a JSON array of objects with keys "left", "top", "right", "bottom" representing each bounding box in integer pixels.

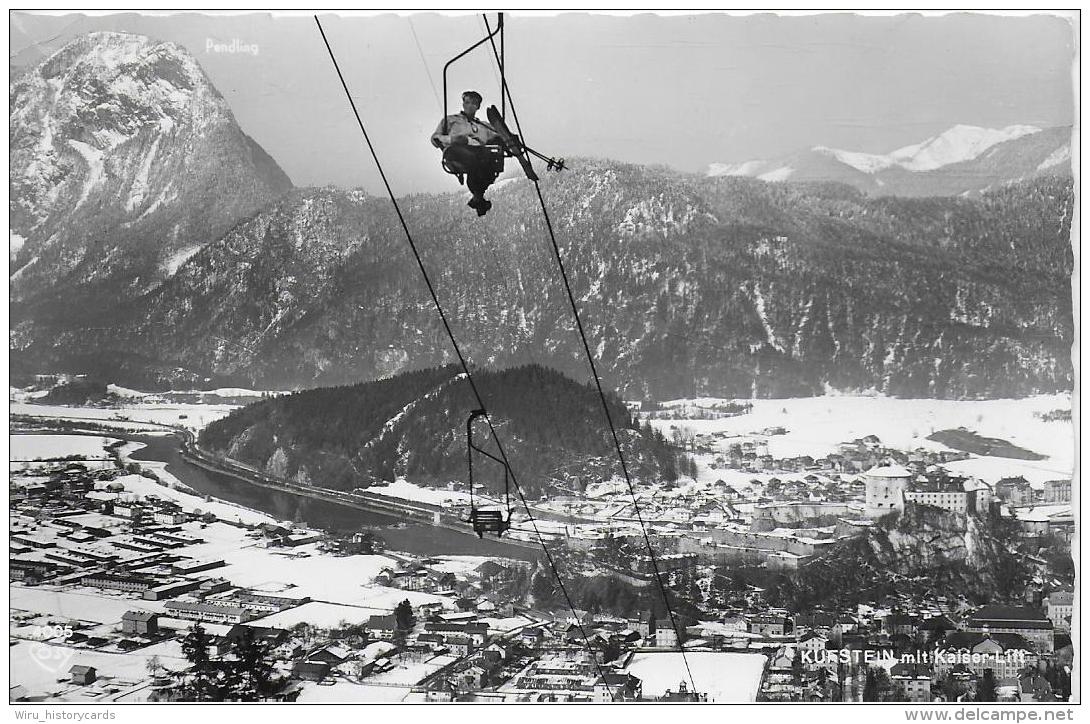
[{"left": 198, "top": 363, "right": 685, "bottom": 496}]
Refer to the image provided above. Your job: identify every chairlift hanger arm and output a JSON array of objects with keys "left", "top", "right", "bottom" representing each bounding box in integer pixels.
[
  {"left": 442, "top": 13, "right": 503, "bottom": 133},
  {"left": 467, "top": 410, "right": 508, "bottom": 467}
]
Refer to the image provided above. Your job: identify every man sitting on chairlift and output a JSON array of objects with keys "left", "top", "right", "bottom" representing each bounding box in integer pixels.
[{"left": 431, "top": 90, "right": 504, "bottom": 217}]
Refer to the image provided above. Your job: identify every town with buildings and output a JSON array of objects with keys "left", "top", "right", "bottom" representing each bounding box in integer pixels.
[{"left": 9, "top": 394, "right": 1075, "bottom": 704}]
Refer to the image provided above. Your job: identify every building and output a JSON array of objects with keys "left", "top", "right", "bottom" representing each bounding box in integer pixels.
[
  {"left": 142, "top": 579, "right": 203, "bottom": 601},
  {"left": 797, "top": 631, "right": 829, "bottom": 657},
  {"left": 936, "top": 632, "right": 1036, "bottom": 680},
  {"left": 121, "top": 610, "right": 159, "bottom": 636},
  {"left": 152, "top": 509, "right": 187, "bottom": 525},
  {"left": 890, "top": 663, "right": 932, "bottom": 702},
  {"left": 164, "top": 600, "right": 251, "bottom": 625},
  {"left": 81, "top": 573, "right": 155, "bottom": 593},
  {"left": 1045, "top": 592, "right": 1073, "bottom": 632},
  {"left": 994, "top": 477, "right": 1034, "bottom": 506},
  {"left": 367, "top": 614, "right": 399, "bottom": 640},
  {"left": 69, "top": 665, "right": 97, "bottom": 685},
  {"left": 749, "top": 614, "right": 790, "bottom": 637},
  {"left": 593, "top": 673, "right": 642, "bottom": 701},
  {"left": 1044, "top": 480, "right": 1071, "bottom": 503},
  {"left": 655, "top": 620, "right": 679, "bottom": 648},
  {"left": 863, "top": 464, "right": 912, "bottom": 518},
  {"left": 965, "top": 606, "right": 1054, "bottom": 653},
  {"left": 292, "top": 661, "right": 330, "bottom": 682}
]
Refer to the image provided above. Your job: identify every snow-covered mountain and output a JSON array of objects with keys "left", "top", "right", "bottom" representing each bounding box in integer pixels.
[
  {"left": 10, "top": 31, "right": 292, "bottom": 316},
  {"left": 708, "top": 124, "right": 1071, "bottom": 197}
]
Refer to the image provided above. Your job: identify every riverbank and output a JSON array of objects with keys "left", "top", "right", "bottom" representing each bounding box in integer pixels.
[{"left": 11, "top": 419, "right": 541, "bottom": 561}]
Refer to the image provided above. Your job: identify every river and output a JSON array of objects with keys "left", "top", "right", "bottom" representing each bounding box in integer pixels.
[{"left": 124, "top": 432, "right": 540, "bottom": 562}]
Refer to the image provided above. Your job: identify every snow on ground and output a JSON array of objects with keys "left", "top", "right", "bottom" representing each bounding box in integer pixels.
[
  {"left": 181, "top": 523, "right": 448, "bottom": 612},
  {"left": 477, "top": 615, "right": 535, "bottom": 633},
  {"left": 10, "top": 585, "right": 167, "bottom": 625},
  {"left": 254, "top": 601, "right": 387, "bottom": 629},
  {"left": 11, "top": 401, "right": 236, "bottom": 432},
  {"left": 106, "top": 384, "right": 148, "bottom": 399},
  {"left": 367, "top": 653, "right": 457, "bottom": 686},
  {"left": 10, "top": 433, "right": 119, "bottom": 460},
  {"left": 626, "top": 651, "right": 766, "bottom": 702},
  {"left": 106, "top": 469, "right": 278, "bottom": 527},
  {"left": 425, "top": 556, "right": 494, "bottom": 575},
  {"left": 10, "top": 639, "right": 188, "bottom": 702},
  {"left": 649, "top": 394, "right": 1074, "bottom": 486},
  {"left": 296, "top": 681, "right": 411, "bottom": 702},
  {"left": 367, "top": 479, "right": 471, "bottom": 506}
]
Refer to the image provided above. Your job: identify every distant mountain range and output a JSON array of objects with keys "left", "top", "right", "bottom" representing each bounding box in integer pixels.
[
  {"left": 8, "top": 33, "right": 1076, "bottom": 400},
  {"left": 708, "top": 124, "right": 1072, "bottom": 197}
]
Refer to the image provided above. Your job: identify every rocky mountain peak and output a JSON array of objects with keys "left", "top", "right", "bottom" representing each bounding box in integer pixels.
[{"left": 10, "top": 31, "right": 292, "bottom": 319}]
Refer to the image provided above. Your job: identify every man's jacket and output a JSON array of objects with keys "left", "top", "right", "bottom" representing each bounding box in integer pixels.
[{"left": 431, "top": 112, "right": 500, "bottom": 148}]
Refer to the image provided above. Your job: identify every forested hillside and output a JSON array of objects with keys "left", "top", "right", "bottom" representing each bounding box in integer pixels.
[{"left": 199, "top": 364, "right": 685, "bottom": 495}]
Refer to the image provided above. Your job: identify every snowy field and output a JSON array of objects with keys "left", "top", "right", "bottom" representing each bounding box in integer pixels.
[
  {"left": 10, "top": 433, "right": 119, "bottom": 460},
  {"left": 254, "top": 601, "right": 386, "bottom": 629},
  {"left": 296, "top": 681, "right": 411, "bottom": 702},
  {"left": 11, "top": 400, "right": 237, "bottom": 432},
  {"left": 649, "top": 394, "right": 1074, "bottom": 486},
  {"left": 366, "top": 653, "right": 458, "bottom": 686},
  {"left": 181, "top": 523, "right": 451, "bottom": 612},
  {"left": 368, "top": 479, "right": 472, "bottom": 506},
  {"left": 626, "top": 651, "right": 766, "bottom": 702},
  {"left": 10, "top": 585, "right": 167, "bottom": 624},
  {"left": 9, "top": 639, "right": 188, "bottom": 702}
]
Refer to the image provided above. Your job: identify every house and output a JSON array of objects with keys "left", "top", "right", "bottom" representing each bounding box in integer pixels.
[
  {"left": 594, "top": 672, "right": 642, "bottom": 701},
  {"left": 223, "top": 624, "right": 289, "bottom": 650},
  {"left": 367, "top": 614, "right": 400, "bottom": 640},
  {"left": 121, "top": 610, "right": 159, "bottom": 636},
  {"left": 307, "top": 645, "right": 352, "bottom": 666},
  {"left": 768, "top": 646, "right": 797, "bottom": 672},
  {"left": 994, "top": 477, "right": 1034, "bottom": 506},
  {"left": 69, "top": 665, "right": 97, "bottom": 685},
  {"left": 292, "top": 661, "right": 331, "bottom": 682},
  {"left": 655, "top": 620, "right": 679, "bottom": 648},
  {"left": 519, "top": 626, "right": 545, "bottom": 647},
  {"left": 445, "top": 634, "right": 472, "bottom": 658},
  {"left": 455, "top": 662, "right": 490, "bottom": 690},
  {"left": 750, "top": 614, "right": 790, "bottom": 637},
  {"left": 884, "top": 613, "right": 917, "bottom": 637},
  {"left": 793, "top": 612, "right": 834, "bottom": 633},
  {"left": 483, "top": 641, "right": 513, "bottom": 664},
  {"left": 1045, "top": 591, "right": 1073, "bottom": 632},
  {"left": 797, "top": 631, "right": 828, "bottom": 657},
  {"left": 425, "top": 678, "right": 457, "bottom": 702},
  {"left": 890, "top": 663, "right": 933, "bottom": 702}
]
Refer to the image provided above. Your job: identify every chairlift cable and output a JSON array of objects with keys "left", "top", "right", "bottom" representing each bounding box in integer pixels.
[
  {"left": 407, "top": 16, "right": 443, "bottom": 112},
  {"left": 314, "top": 17, "right": 616, "bottom": 697},
  {"left": 481, "top": 14, "right": 698, "bottom": 694}
]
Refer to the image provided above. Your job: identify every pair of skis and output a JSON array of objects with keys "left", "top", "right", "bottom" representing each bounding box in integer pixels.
[{"left": 483, "top": 105, "right": 560, "bottom": 182}]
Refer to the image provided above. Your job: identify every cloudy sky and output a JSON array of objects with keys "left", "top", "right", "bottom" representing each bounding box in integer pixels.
[{"left": 10, "top": 11, "right": 1077, "bottom": 195}]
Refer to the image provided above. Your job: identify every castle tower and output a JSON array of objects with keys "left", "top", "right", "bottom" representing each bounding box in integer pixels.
[{"left": 864, "top": 464, "right": 913, "bottom": 518}]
